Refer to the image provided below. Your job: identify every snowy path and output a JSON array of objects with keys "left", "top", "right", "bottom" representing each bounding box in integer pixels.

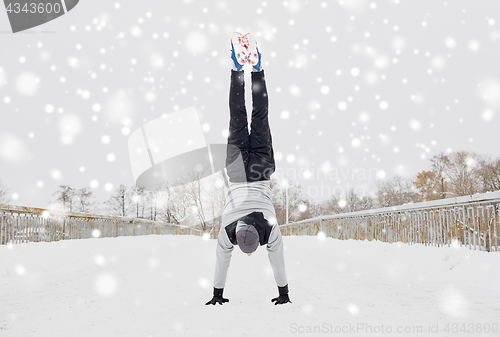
[{"left": 1, "top": 235, "right": 499, "bottom": 337}]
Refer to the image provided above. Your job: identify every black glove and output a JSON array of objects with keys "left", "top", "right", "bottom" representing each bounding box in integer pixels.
[
  {"left": 205, "top": 287, "right": 229, "bottom": 305},
  {"left": 271, "top": 284, "right": 292, "bottom": 305}
]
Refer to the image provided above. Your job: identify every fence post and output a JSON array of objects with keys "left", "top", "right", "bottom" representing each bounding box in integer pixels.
[
  {"left": 494, "top": 205, "right": 499, "bottom": 252},
  {"left": 487, "top": 206, "right": 493, "bottom": 252},
  {"left": 466, "top": 207, "right": 471, "bottom": 250},
  {"left": 477, "top": 206, "right": 484, "bottom": 251}
]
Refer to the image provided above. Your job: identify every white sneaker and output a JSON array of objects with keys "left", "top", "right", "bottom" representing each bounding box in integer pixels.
[
  {"left": 246, "top": 33, "right": 262, "bottom": 71},
  {"left": 231, "top": 32, "right": 248, "bottom": 71}
]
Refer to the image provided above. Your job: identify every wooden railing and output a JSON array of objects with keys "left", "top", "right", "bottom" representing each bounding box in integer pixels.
[
  {"left": 0, "top": 204, "right": 201, "bottom": 245},
  {"left": 279, "top": 191, "right": 500, "bottom": 252}
]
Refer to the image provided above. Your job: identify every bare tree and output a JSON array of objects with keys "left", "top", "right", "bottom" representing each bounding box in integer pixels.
[
  {"left": 445, "top": 151, "right": 483, "bottom": 196},
  {"left": 343, "top": 188, "right": 359, "bottom": 213},
  {"left": 478, "top": 156, "right": 500, "bottom": 192},
  {"left": 175, "top": 199, "right": 195, "bottom": 225},
  {"left": 0, "top": 178, "right": 10, "bottom": 204},
  {"left": 157, "top": 182, "right": 180, "bottom": 224},
  {"left": 342, "top": 188, "right": 373, "bottom": 212},
  {"left": 358, "top": 195, "right": 374, "bottom": 211},
  {"left": 271, "top": 178, "right": 315, "bottom": 224},
  {"left": 131, "top": 186, "right": 147, "bottom": 218},
  {"left": 51, "top": 185, "right": 76, "bottom": 211},
  {"left": 305, "top": 199, "right": 326, "bottom": 218},
  {"left": 284, "top": 181, "right": 315, "bottom": 222},
  {"left": 285, "top": 182, "right": 307, "bottom": 223},
  {"left": 430, "top": 152, "right": 450, "bottom": 199},
  {"left": 296, "top": 198, "right": 316, "bottom": 220},
  {"left": 373, "top": 175, "right": 418, "bottom": 208},
  {"left": 318, "top": 193, "right": 342, "bottom": 215},
  {"left": 205, "top": 174, "right": 227, "bottom": 232},
  {"left": 181, "top": 170, "right": 209, "bottom": 230},
  {"left": 147, "top": 189, "right": 160, "bottom": 221},
  {"left": 105, "top": 184, "right": 132, "bottom": 217},
  {"left": 269, "top": 176, "right": 284, "bottom": 220},
  {"left": 74, "top": 187, "right": 97, "bottom": 213}
]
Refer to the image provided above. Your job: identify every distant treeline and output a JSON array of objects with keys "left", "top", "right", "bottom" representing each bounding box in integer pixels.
[{"left": 1, "top": 150, "right": 499, "bottom": 228}]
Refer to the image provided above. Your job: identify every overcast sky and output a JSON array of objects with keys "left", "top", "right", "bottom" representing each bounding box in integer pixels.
[{"left": 0, "top": 0, "right": 499, "bottom": 209}]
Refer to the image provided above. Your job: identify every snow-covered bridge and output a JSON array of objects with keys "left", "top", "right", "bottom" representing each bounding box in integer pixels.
[
  {"left": 1, "top": 234, "right": 499, "bottom": 336},
  {"left": 1, "top": 192, "right": 500, "bottom": 336}
]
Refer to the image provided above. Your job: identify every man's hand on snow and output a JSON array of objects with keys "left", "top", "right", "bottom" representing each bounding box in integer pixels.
[
  {"left": 206, "top": 296, "right": 229, "bottom": 305},
  {"left": 271, "top": 294, "right": 291, "bottom": 305},
  {"left": 271, "top": 284, "right": 292, "bottom": 305},
  {"left": 205, "top": 287, "right": 229, "bottom": 305}
]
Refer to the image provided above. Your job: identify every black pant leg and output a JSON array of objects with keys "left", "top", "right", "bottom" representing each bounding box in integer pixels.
[
  {"left": 226, "top": 70, "right": 250, "bottom": 182},
  {"left": 248, "top": 70, "right": 275, "bottom": 182}
]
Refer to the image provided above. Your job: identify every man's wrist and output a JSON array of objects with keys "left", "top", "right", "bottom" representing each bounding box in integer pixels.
[
  {"left": 214, "top": 287, "right": 224, "bottom": 297},
  {"left": 278, "top": 284, "right": 288, "bottom": 295}
]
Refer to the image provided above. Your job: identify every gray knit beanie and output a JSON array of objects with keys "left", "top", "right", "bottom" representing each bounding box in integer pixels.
[{"left": 236, "top": 221, "right": 259, "bottom": 253}]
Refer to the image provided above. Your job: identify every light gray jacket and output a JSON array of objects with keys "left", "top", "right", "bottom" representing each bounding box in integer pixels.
[{"left": 213, "top": 180, "right": 288, "bottom": 289}]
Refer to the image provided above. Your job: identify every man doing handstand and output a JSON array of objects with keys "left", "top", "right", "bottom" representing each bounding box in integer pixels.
[{"left": 205, "top": 32, "right": 291, "bottom": 306}]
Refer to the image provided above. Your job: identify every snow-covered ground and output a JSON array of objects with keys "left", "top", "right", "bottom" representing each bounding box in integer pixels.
[{"left": 1, "top": 234, "right": 499, "bottom": 337}]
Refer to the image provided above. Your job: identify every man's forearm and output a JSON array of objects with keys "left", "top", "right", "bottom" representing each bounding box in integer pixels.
[
  {"left": 267, "top": 228, "right": 288, "bottom": 287},
  {"left": 213, "top": 236, "right": 234, "bottom": 289}
]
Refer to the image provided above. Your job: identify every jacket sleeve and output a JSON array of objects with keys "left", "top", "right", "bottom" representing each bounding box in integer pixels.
[
  {"left": 213, "top": 227, "right": 234, "bottom": 289},
  {"left": 266, "top": 224, "right": 288, "bottom": 287}
]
